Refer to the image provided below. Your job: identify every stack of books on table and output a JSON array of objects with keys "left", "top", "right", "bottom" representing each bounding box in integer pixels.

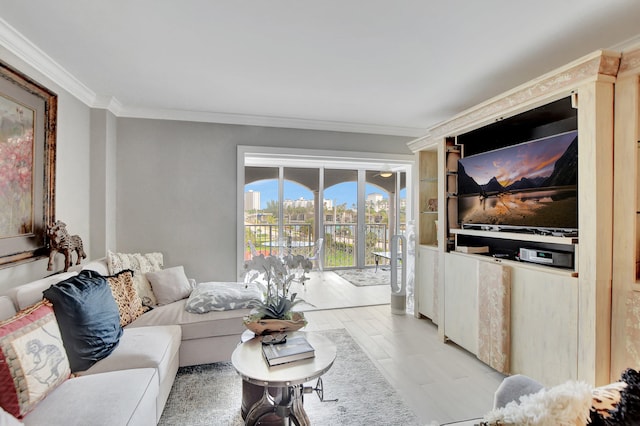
[{"left": 262, "top": 336, "right": 315, "bottom": 366}]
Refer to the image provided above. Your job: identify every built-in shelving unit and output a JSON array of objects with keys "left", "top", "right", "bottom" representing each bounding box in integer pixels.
[
  {"left": 612, "top": 45, "right": 640, "bottom": 381},
  {"left": 418, "top": 150, "right": 439, "bottom": 246},
  {"left": 445, "top": 97, "right": 580, "bottom": 273},
  {"left": 410, "top": 49, "right": 620, "bottom": 386},
  {"left": 444, "top": 140, "right": 460, "bottom": 252}
]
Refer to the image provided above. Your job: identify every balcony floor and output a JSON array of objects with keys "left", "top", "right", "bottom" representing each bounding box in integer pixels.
[{"left": 293, "top": 269, "right": 391, "bottom": 312}]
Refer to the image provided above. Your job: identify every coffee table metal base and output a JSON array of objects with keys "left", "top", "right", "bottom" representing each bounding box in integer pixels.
[
  {"left": 243, "top": 381, "right": 309, "bottom": 426},
  {"left": 232, "top": 332, "right": 336, "bottom": 426}
]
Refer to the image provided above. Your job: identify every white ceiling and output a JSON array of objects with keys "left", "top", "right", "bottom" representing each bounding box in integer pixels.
[{"left": 1, "top": 1, "right": 640, "bottom": 137}]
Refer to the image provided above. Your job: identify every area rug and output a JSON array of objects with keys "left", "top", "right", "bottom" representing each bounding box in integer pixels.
[
  {"left": 333, "top": 267, "right": 401, "bottom": 287},
  {"left": 158, "top": 329, "right": 420, "bottom": 425}
]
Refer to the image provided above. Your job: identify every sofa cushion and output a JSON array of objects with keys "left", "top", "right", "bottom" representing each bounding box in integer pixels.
[
  {"left": 23, "top": 368, "right": 158, "bottom": 426},
  {"left": 80, "top": 325, "right": 181, "bottom": 385},
  {"left": 42, "top": 270, "right": 123, "bottom": 372},
  {"left": 146, "top": 266, "right": 192, "bottom": 305},
  {"left": 0, "top": 300, "right": 70, "bottom": 419},
  {"left": 127, "top": 299, "right": 250, "bottom": 340},
  {"left": 107, "top": 251, "right": 163, "bottom": 307},
  {"left": 0, "top": 297, "right": 16, "bottom": 322},
  {"left": 13, "top": 272, "right": 78, "bottom": 310},
  {"left": 0, "top": 407, "right": 22, "bottom": 426},
  {"left": 106, "top": 270, "right": 148, "bottom": 326},
  {"left": 185, "top": 281, "right": 262, "bottom": 313}
]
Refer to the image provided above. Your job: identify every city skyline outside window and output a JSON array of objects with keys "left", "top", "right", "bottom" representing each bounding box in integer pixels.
[{"left": 246, "top": 180, "right": 397, "bottom": 209}]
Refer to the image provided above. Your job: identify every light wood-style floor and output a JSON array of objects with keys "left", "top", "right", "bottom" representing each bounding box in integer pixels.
[
  {"left": 297, "top": 271, "right": 505, "bottom": 425},
  {"left": 291, "top": 270, "right": 390, "bottom": 311}
]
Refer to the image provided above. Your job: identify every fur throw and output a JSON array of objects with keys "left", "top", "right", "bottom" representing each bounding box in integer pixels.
[
  {"left": 482, "top": 380, "right": 593, "bottom": 426},
  {"left": 479, "top": 369, "right": 640, "bottom": 426}
]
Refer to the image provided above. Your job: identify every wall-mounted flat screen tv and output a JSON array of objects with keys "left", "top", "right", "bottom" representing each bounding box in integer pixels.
[{"left": 457, "top": 130, "right": 578, "bottom": 233}]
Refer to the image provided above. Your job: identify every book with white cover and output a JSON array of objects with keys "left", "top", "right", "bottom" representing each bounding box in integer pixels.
[{"left": 262, "top": 336, "right": 315, "bottom": 366}]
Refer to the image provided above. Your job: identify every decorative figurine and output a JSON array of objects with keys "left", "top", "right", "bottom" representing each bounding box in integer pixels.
[{"left": 46, "top": 220, "right": 86, "bottom": 272}]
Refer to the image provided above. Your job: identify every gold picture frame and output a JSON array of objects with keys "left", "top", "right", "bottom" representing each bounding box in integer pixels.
[{"left": 0, "top": 60, "right": 57, "bottom": 267}]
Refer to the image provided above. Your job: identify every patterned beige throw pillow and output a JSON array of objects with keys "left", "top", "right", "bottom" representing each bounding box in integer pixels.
[
  {"left": 106, "top": 270, "right": 149, "bottom": 326},
  {"left": 107, "top": 251, "right": 163, "bottom": 306}
]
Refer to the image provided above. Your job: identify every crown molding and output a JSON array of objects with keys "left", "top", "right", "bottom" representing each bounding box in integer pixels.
[
  {"left": 407, "top": 49, "right": 620, "bottom": 151},
  {"left": 93, "top": 95, "right": 125, "bottom": 115},
  {"left": 0, "top": 17, "right": 423, "bottom": 137},
  {"left": 0, "top": 17, "right": 97, "bottom": 105},
  {"left": 609, "top": 34, "right": 640, "bottom": 53},
  {"left": 116, "top": 105, "right": 425, "bottom": 137}
]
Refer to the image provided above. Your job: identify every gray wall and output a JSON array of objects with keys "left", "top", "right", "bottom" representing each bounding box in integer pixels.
[
  {"left": 116, "top": 118, "right": 412, "bottom": 282},
  {"left": 0, "top": 49, "right": 413, "bottom": 291},
  {"left": 0, "top": 48, "right": 92, "bottom": 292},
  {"left": 89, "top": 109, "right": 117, "bottom": 260}
]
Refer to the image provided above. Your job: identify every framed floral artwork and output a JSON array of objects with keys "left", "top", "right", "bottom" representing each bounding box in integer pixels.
[{"left": 0, "top": 61, "right": 56, "bottom": 267}]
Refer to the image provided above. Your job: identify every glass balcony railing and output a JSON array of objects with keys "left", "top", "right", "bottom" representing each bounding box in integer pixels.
[{"left": 245, "top": 223, "right": 399, "bottom": 269}]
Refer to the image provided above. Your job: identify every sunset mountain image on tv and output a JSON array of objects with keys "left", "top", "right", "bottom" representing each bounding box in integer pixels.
[{"left": 457, "top": 130, "right": 578, "bottom": 231}]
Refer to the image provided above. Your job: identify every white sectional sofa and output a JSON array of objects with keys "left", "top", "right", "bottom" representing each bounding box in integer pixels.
[{"left": 0, "top": 257, "right": 253, "bottom": 425}]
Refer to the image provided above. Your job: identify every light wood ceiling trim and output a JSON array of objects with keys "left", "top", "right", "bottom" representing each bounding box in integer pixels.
[{"left": 408, "top": 50, "right": 620, "bottom": 152}]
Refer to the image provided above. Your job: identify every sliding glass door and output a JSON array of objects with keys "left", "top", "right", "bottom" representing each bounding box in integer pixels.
[
  {"left": 283, "top": 167, "right": 318, "bottom": 256},
  {"left": 244, "top": 164, "right": 408, "bottom": 271},
  {"left": 324, "top": 169, "right": 358, "bottom": 268},
  {"left": 244, "top": 167, "right": 279, "bottom": 259}
]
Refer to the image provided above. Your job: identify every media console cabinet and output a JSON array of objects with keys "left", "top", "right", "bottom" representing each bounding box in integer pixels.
[{"left": 410, "top": 49, "right": 622, "bottom": 386}]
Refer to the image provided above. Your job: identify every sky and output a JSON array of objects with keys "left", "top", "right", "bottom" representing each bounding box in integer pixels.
[
  {"left": 459, "top": 130, "right": 577, "bottom": 186},
  {"left": 245, "top": 181, "right": 406, "bottom": 209}
]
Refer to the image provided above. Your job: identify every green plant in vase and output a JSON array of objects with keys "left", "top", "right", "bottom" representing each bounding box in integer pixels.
[{"left": 243, "top": 253, "right": 312, "bottom": 334}]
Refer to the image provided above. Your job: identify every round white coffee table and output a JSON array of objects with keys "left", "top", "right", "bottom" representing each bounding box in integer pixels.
[{"left": 231, "top": 331, "right": 337, "bottom": 426}]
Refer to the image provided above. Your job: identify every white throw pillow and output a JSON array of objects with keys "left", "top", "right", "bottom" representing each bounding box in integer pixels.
[
  {"left": 146, "top": 266, "right": 192, "bottom": 305},
  {"left": 107, "top": 251, "right": 163, "bottom": 306}
]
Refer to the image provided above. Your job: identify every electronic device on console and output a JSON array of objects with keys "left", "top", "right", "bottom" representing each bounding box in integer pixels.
[{"left": 518, "top": 247, "right": 573, "bottom": 268}]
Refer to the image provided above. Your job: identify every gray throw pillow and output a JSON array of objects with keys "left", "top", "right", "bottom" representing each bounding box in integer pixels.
[{"left": 146, "top": 266, "right": 192, "bottom": 305}]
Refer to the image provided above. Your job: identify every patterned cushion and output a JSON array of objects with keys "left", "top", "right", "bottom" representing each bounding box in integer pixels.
[
  {"left": 106, "top": 270, "right": 149, "bottom": 326},
  {"left": 185, "top": 282, "right": 262, "bottom": 313},
  {"left": 107, "top": 251, "right": 163, "bottom": 307},
  {"left": 0, "top": 300, "right": 70, "bottom": 419},
  {"left": 0, "top": 406, "right": 23, "bottom": 425}
]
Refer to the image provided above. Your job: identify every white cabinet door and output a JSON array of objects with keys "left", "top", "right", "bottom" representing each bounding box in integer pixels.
[
  {"left": 510, "top": 266, "right": 578, "bottom": 385},
  {"left": 417, "top": 247, "right": 439, "bottom": 322},
  {"left": 444, "top": 253, "right": 479, "bottom": 354}
]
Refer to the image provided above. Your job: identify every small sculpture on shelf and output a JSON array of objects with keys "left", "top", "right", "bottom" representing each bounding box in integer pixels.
[{"left": 46, "top": 220, "right": 86, "bottom": 272}]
